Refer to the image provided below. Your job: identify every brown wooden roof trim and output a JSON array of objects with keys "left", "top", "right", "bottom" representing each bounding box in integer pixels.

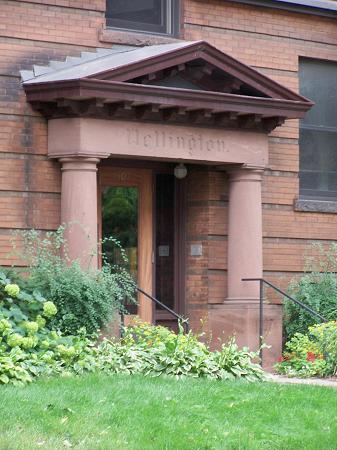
[
  {"left": 24, "top": 78, "right": 313, "bottom": 120},
  {"left": 85, "top": 41, "right": 309, "bottom": 103}
]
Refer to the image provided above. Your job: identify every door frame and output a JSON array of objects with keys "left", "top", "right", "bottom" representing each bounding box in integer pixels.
[{"left": 98, "top": 166, "right": 153, "bottom": 323}]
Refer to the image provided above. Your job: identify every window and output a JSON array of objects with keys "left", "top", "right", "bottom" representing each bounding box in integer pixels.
[
  {"left": 299, "top": 59, "right": 337, "bottom": 201},
  {"left": 106, "top": 0, "right": 179, "bottom": 36}
]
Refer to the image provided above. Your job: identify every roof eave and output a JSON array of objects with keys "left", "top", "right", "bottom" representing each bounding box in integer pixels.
[{"left": 23, "top": 78, "right": 313, "bottom": 120}]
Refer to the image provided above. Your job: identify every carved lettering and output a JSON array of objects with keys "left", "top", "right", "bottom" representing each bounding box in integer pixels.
[
  {"left": 127, "top": 128, "right": 139, "bottom": 146},
  {"left": 206, "top": 139, "right": 214, "bottom": 151},
  {"left": 143, "top": 134, "right": 152, "bottom": 147},
  {"left": 126, "top": 127, "right": 234, "bottom": 157}
]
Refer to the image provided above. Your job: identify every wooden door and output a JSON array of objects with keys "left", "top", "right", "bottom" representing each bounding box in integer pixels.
[{"left": 99, "top": 167, "right": 153, "bottom": 323}]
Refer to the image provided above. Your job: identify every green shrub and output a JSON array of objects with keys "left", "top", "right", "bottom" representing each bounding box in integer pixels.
[
  {"left": 7, "top": 227, "right": 136, "bottom": 335},
  {"left": 0, "top": 271, "right": 60, "bottom": 384},
  {"left": 284, "top": 243, "right": 337, "bottom": 338},
  {"left": 90, "top": 320, "right": 265, "bottom": 382},
  {"left": 275, "top": 321, "right": 337, "bottom": 378},
  {"left": 0, "top": 280, "right": 265, "bottom": 386},
  {"left": 309, "top": 321, "right": 337, "bottom": 375},
  {"left": 0, "top": 271, "right": 104, "bottom": 385}
]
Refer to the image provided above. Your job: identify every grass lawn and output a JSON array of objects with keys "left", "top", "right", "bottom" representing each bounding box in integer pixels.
[{"left": 0, "top": 374, "right": 336, "bottom": 450}]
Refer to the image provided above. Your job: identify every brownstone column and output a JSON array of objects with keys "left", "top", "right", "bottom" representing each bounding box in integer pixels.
[
  {"left": 227, "top": 166, "right": 264, "bottom": 301},
  {"left": 207, "top": 164, "right": 283, "bottom": 369},
  {"left": 60, "top": 157, "right": 99, "bottom": 269}
]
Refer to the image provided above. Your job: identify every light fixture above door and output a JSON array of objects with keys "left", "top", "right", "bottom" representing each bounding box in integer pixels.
[{"left": 174, "top": 163, "right": 187, "bottom": 179}]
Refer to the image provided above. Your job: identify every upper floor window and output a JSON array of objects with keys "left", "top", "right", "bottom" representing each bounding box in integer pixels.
[
  {"left": 299, "top": 59, "right": 337, "bottom": 201},
  {"left": 106, "top": 0, "right": 179, "bottom": 36}
]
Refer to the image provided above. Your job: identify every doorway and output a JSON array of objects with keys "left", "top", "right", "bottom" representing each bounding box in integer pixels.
[
  {"left": 154, "top": 173, "right": 185, "bottom": 329},
  {"left": 99, "top": 167, "right": 153, "bottom": 323},
  {"left": 99, "top": 165, "right": 185, "bottom": 326}
]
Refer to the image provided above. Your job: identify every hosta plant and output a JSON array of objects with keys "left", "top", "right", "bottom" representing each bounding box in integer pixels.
[{"left": 110, "top": 319, "right": 265, "bottom": 382}]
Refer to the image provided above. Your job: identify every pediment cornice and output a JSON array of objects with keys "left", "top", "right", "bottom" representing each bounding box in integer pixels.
[{"left": 22, "top": 40, "right": 313, "bottom": 132}]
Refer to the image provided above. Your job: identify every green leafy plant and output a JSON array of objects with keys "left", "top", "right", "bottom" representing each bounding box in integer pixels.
[
  {"left": 275, "top": 321, "right": 337, "bottom": 377},
  {"left": 0, "top": 281, "right": 265, "bottom": 386},
  {"left": 0, "top": 270, "right": 100, "bottom": 386},
  {"left": 284, "top": 243, "right": 337, "bottom": 338},
  {"left": 0, "top": 271, "right": 62, "bottom": 385},
  {"left": 109, "top": 319, "right": 265, "bottom": 382},
  {"left": 7, "top": 227, "right": 136, "bottom": 335}
]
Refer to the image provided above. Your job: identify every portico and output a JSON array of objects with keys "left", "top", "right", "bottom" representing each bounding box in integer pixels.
[{"left": 22, "top": 40, "right": 312, "bottom": 366}]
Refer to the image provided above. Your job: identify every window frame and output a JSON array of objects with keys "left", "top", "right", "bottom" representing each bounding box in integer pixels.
[
  {"left": 105, "top": 0, "right": 180, "bottom": 37},
  {"left": 299, "top": 58, "right": 337, "bottom": 202}
]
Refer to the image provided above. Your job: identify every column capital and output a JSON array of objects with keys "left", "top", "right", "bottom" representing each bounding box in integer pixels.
[
  {"left": 227, "top": 165, "right": 265, "bottom": 183},
  {"left": 59, "top": 157, "right": 100, "bottom": 173}
]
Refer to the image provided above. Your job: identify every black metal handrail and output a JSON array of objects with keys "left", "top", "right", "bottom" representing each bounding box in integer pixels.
[
  {"left": 242, "top": 278, "right": 328, "bottom": 365},
  {"left": 121, "top": 286, "right": 190, "bottom": 333}
]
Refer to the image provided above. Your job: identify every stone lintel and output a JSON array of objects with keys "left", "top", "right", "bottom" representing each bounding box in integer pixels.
[{"left": 48, "top": 118, "right": 269, "bottom": 166}]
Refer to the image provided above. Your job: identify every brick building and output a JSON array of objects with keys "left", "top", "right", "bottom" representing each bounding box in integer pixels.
[{"left": 1, "top": 0, "right": 337, "bottom": 365}]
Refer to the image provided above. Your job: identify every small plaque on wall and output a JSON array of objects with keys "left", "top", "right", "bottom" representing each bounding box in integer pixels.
[
  {"left": 190, "top": 244, "right": 202, "bottom": 256},
  {"left": 158, "top": 245, "right": 170, "bottom": 257}
]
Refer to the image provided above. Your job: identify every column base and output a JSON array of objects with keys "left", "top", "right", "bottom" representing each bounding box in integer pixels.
[{"left": 208, "top": 301, "right": 282, "bottom": 371}]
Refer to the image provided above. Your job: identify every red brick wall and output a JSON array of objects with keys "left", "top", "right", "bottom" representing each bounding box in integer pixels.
[
  {"left": 2, "top": 0, "right": 337, "bottom": 312},
  {"left": 183, "top": 0, "right": 337, "bottom": 316},
  {"left": 0, "top": 1, "right": 108, "bottom": 264}
]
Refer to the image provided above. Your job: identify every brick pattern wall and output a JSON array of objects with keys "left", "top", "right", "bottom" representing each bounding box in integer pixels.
[
  {"left": 0, "top": 0, "right": 108, "bottom": 265},
  {"left": 183, "top": 0, "right": 337, "bottom": 313},
  {"left": 2, "top": 0, "right": 337, "bottom": 313}
]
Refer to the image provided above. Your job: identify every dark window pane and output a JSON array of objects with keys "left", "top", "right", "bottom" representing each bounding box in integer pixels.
[
  {"left": 300, "top": 128, "right": 337, "bottom": 199},
  {"left": 328, "top": 171, "right": 337, "bottom": 193},
  {"left": 300, "top": 128, "right": 337, "bottom": 171},
  {"left": 299, "top": 59, "right": 337, "bottom": 200},
  {"left": 107, "top": 0, "right": 164, "bottom": 27},
  {"left": 300, "top": 171, "right": 320, "bottom": 193},
  {"left": 300, "top": 169, "right": 337, "bottom": 200},
  {"left": 106, "top": 0, "right": 176, "bottom": 35},
  {"left": 300, "top": 59, "right": 337, "bottom": 129}
]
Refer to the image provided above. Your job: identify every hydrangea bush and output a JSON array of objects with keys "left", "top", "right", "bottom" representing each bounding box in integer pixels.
[
  {"left": 0, "top": 272, "right": 60, "bottom": 384},
  {"left": 275, "top": 321, "right": 337, "bottom": 378}
]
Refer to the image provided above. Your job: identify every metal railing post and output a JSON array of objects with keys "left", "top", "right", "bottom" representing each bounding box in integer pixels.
[
  {"left": 120, "top": 308, "right": 125, "bottom": 337},
  {"left": 136, "top": 286, "right": 190, "bottom": 333},
  {"left": 259, "top": 279, "right": 264, "bottom": 365},
  {"left": 242, "top": 277, "right": 329, "bottom": 367}
]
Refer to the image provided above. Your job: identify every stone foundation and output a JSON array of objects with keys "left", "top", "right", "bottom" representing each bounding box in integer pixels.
[{"left": 208, "top": 302, "right": 283, "bottom": 370}]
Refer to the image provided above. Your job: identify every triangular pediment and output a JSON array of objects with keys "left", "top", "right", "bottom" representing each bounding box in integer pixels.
[
  {"left": 83, "top": 41, "right": 306, "bottom": 102},
  {"left": 22, "top": 40, "right": 313, "bottom": 131},
  {"left": 125, "top": 58, "right": 269, "bottom": 98},
  {"left": 22, "top": 40, "right": 307, "bottom": 102}
]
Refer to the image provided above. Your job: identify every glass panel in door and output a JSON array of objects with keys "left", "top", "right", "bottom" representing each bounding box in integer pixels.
[
  {"left": 102, "top": 186, "right": 139, "bottom": 281},
  {"left": 99, "top": 167, "right": 153, "bottom": 323}
]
